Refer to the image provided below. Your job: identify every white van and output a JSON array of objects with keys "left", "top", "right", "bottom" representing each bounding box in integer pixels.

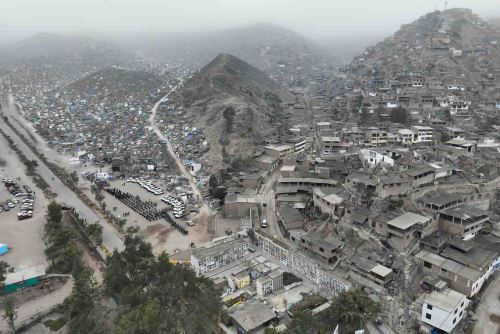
[{"left": 261, "top": 219, "right": 267, "bottom": 228}]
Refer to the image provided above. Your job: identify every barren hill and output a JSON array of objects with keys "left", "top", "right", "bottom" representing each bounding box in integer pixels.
[
  {"left": 137, "top": 24, "right": 336, "bottom": 85},
  {"left": 181, "top": 53, "right": 290, "bottom": 169}
]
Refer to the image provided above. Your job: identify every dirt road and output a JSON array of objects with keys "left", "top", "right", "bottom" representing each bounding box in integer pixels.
[
  {"left": 473, "top": 273, "right": 500, "bottom": 334},
  {"left": 148, "top": 80, "right": 214, "bottom": 224},
  {"left": 0, "top": 279, "right": 73, "bottom": 333}
]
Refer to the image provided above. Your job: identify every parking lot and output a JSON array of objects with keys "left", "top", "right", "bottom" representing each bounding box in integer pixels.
[{"left": 0, "top": 135, "right": 48, "bottom": 269}]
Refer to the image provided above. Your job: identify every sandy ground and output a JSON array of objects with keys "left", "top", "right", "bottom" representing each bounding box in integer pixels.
[
  {"left": 0, "top": 133, "right": 48, "bottom": 270},
  {"left": 79, "top": 179, "right": 213, "bottom": 254},
  {"left": 0, "top": 279, "right": 73, "bottom": 333}
]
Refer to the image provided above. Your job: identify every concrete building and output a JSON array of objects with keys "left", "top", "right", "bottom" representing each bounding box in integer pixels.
[
  {"left": 264, "top": 144, "right": 294, "bottom": 158},
  {"left": 320, "top": 136, "right": 342, "bottom": 156},
  {"left": 416, "top": 240, "right": 498, "bottom": 297},
  {"left": 348, "top": 256, "right": 394, "bottom": 287},
  {"left": 254, "top": 155, "right": 280, "bottom": 172},
  {"left": 276, "top": 207, "right": 304, "bottom": 236},
  {"left": 398, "top": 128, "right": 417, "bottom": 145},
  {"left": 278, "top": 177, "right": 337, "bottom": 192},
  {"left": 227, "top": 301, "right": 276, "bottom": 334},
  {"left": 224, "top": 194, "right": 259, "bottom": 218},
  {"left": 420, "top": 288, "right": 469, "bottom": 333},
  {"left": 439, "top": 204, "right": 488, "bottom": 240},
  {"left": 312, "top": 188, "right": 344, "bottom": 216},
  {"left": 359, "top": 149, "right": 395, "bottom": 167},
  {"left": 284, "top": 136, "right": 307, "bottom": 154},
  {"left": 404, "top": 164, "right": 436, "bottom": 187},
  {"left": 299, "top": 231, "right": 343, "bottom": 263},
  {"left": 191, "top": 239, "right": 249, "bottom": 275},
  {"left": 411, "top": 125, "right": 434, "bottom": 144},
  {"left": 450, "top": 100, "right": 470, "bottom": 118},
  {"left": 239, "top": 174, "right": 263, "bottom": 188},
  {"left": 446, "top": 138, "right": 477, "bottom": 153},
  {"left": 255, "top": 268, "right": 284, "bottom": 296},
  {"left": 365, "top": 128, "right": 388, "bottom": 146},
  {"left": 376, "top": 212, "right": 436, "bottom": 252},
  {"left": 375, "top": 175, "right": 410, "bottom": 198}
]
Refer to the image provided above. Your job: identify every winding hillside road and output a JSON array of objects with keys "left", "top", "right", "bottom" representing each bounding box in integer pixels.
[{"left": 148, "top": 80, "right": 214, "bottom": 221}]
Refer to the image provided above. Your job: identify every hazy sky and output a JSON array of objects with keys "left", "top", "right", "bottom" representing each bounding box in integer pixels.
[{"left": 1, "top": 0, "right": 500, "bottom": 42}]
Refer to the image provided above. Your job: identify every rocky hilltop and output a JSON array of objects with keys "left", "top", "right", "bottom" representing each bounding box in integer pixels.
[{"left": 180, "top": 53, "right": 290, "bottom": 168}]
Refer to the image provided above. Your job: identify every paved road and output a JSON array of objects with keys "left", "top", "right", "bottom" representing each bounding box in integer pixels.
[
  {"left": 148, "top": 80, "right": 214, "bottom": 220},
  {"left": 473, "top": 273, "right": 500, "bottom": 334},
  {"left": 258, "top": 169, "right": 286, "bottom": 242},
  {"left": 0, "top": 97, "right": 124, "bottom": 252}
]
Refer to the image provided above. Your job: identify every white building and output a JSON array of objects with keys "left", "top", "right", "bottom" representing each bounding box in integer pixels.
[
  {"left": 398, "top": 128, "right": 416, "bottom": 145},
  {"left": 450, "top": 101, "right": 470, "bottom": 117},
  {"left": 359, "top": 149, "right": 395, "bottom": 167},
  {"left": 255, "top": 268, "right": 284, "bottom": 297},
  {"left": 411, "top": 126, "right": 434, "bottom": 144},
  {"left": 421, "top": 288, "right": 469, "bottom": 333}
]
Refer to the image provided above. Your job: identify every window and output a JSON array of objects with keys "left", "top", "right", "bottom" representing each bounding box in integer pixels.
[
  {"left": 319, "top": 247, "right": 325, "bottom": 253},
  {"left": 426, "top": 313, "right": 432, "bottom": 320},
  {"left": 453, "top": 318, "right": 457, "bottom": 324},
  {"left": 461, "top": 301, "right": 464, "bottom": 307},
  {"left": 427, "top": 304, "right": 433, "bottom": 310},
  {"left": 454, "top": 309, "right": 457, "bottom": 314},
  {"left": 460, "top": 311, "right": 463, "bottom": 317},
  {"left": 424, "top": 261, "right": 432, "bottom": 269}
]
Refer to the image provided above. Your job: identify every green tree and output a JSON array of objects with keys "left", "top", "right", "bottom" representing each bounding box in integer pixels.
[
  {"left": 0, "top": 261, "right": 8, "bottom": 289},
  {"left": 114, "top": 298, "right": 162, "bottom": 334},
  {"left": 2, "top": 296, "right": 17, "bottom": 333},
  {"left": 359, "top": 108, "right": 369, "bottom": 125},
  {"left": 212, "top": 187, "right": 227, "bottom": 203},
  {"left": 70, "top": 171, "right": 79, "bottom": 187},
  {"left": 390, "top": 107, "right": 409, "bottom": 125},
  {"left": 47, "top": 201, "right": 63, "bottom": 230},
  {"left": 440, "top": 132, "right": 451, "bottom": 143},
  {"left": 86, "top": 222, "right": 103, "bottom": 245},
  {"left": 105, "top": 238, "right": 222, "bottom": 333},
  {"left": 327, "top": 290, "right": 381, "bottom": 330},
  {"left": 374, "top": 106, "right": 386, "bottom": 120},
  {"left": 264, "top": 327, "right": 279, "bottom": 334},
  {"left": 67, "top": 264, "right": 107, "bottom": 334},
  {"left": 208, "top": 174, "right": 218, "bottom": 191},
  {"left": 287, "top": 310, "right": 318, "bottom": 334}
]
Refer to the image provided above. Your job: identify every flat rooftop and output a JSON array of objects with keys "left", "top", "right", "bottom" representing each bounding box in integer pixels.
[
  {"left": 424, "top": 288, "right": 467, "bottom": 312},
  {"left": 230, "top": 301, "right": 276, "bottom": 332},
  {"left": 416, "top": 250, "right": 481, "bottom": 282},
  {"left": 192, "top": 239, "right": 248, "bottom": 260},
  {"left": 386, "top": 212, "right": 430, "bottom": 230},
  {"left": 441, "top": 204, "right": 489, "bottom": 220}
]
